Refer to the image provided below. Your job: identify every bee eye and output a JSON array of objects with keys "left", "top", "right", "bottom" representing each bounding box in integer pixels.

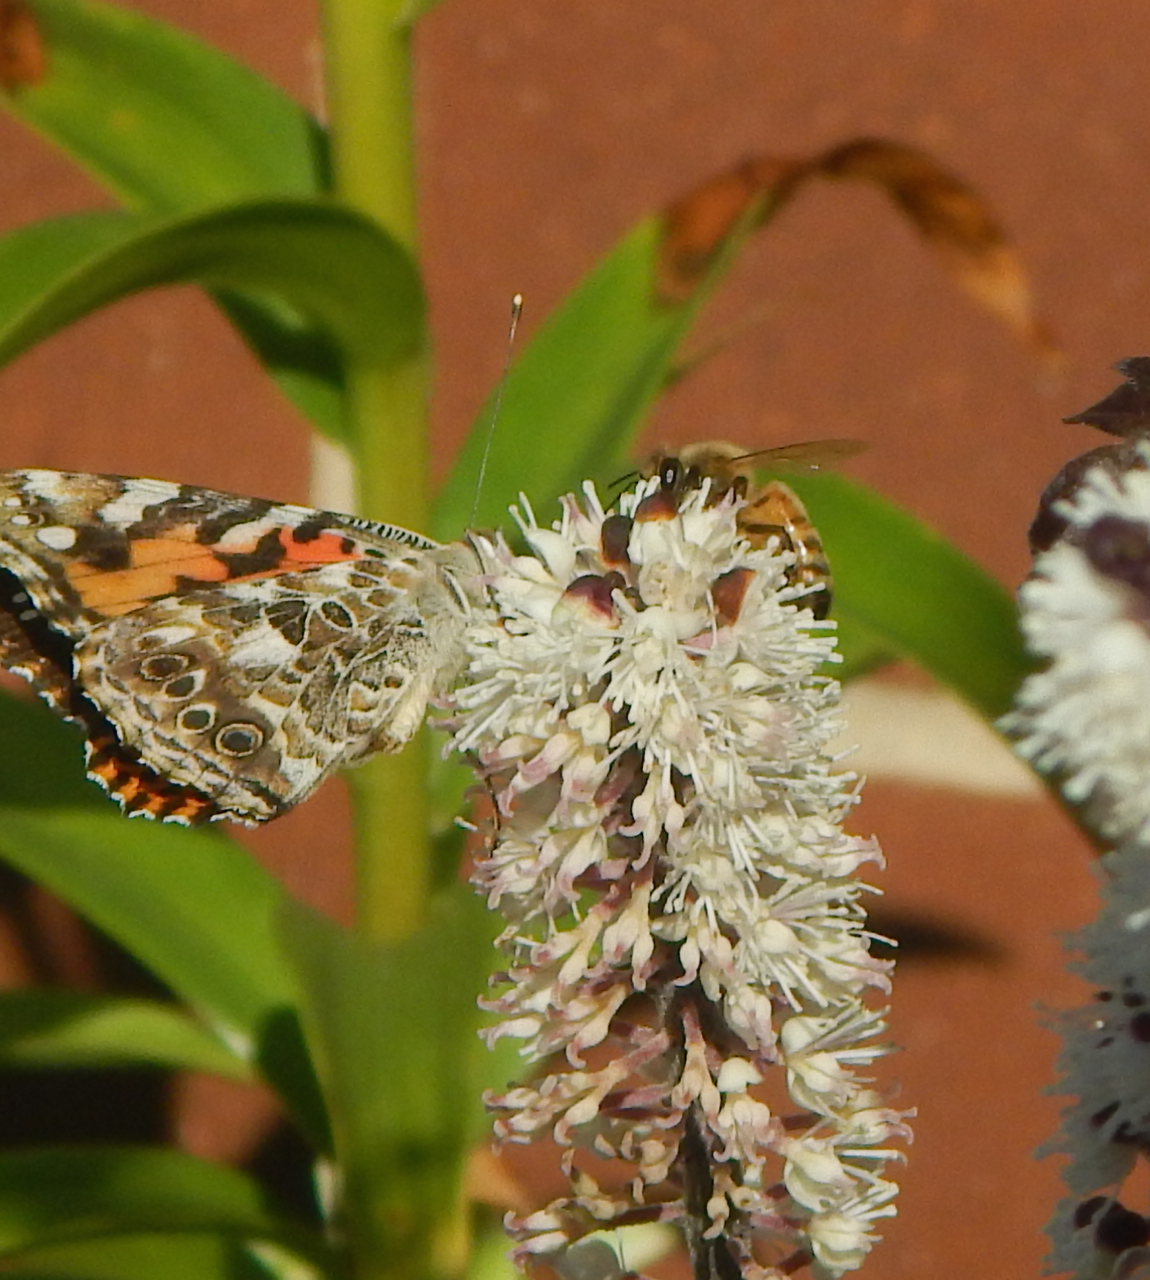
[{"left": 659, "top": 458, "right": 681, "bottom": 490}]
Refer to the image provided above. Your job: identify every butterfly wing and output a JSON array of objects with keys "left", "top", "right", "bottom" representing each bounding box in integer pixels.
[{"left": 0, "top": 470, "right": 477, "bottom": 824}]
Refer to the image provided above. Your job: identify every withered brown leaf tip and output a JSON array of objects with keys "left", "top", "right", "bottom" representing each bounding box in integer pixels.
[{"left": 1063, "top": 356, "right": 1150, "bottom": 438}]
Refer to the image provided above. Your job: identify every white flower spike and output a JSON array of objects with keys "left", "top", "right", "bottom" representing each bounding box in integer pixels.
[
  {"left": 1003, "top": 436, "right": 1150, "bottom": 846},
  {"left": 1003, "top": 363, "right": 1150, "bottom": 1280},
  {"left": 444, "top": 468, "right": 908, "bottom": 1278}
]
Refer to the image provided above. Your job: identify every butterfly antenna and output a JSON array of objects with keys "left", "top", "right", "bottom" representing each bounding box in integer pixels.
[{"left": 470, "top": 293, "right": 523, "bottom": 528}]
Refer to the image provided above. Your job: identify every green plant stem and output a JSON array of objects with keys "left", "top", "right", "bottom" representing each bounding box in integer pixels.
[
  {"left": 322, "top": 0, "right": 418, "bottom": 249},
  {"left": 319, "top": 4, "right": 447, "bottom": 1277},
  {"left": 321, "top": 0, "right": 432, "bottom": 952}
]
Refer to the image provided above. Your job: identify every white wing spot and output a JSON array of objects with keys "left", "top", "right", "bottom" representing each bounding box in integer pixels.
[
  {"left": 3, "top": 497, "right": 23, "bottom": 508},
  {"left": 98, "top": 480, "right": 183, "bottom": 528},
  {"left": 138, "top": 625, "right": 199, "bottom": 649},
  {"left": 20, "top": 471, "right": 72, "bottom": 503},
  {"left": 37, "top": 526, "right": 78, "bottom": 551}
]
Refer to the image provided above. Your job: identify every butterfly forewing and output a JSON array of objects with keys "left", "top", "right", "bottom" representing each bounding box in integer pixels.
[{"left": 0, "top": 470, "right": 481, "bottom": 825}]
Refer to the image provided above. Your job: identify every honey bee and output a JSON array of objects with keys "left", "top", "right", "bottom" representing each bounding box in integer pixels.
[{"left": 641, "top": 439, "right": 864, "bottom": 620}]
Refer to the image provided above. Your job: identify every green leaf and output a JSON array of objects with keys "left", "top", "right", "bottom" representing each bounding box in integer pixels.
[
  {"left": 0, "top": 991, "right": 251, "bottom": 1080},
  {"left": 433, "top": 216, "right": 723, "bottom": 539},
  {"left": 0, "top": 810, "right": 282, "bottom": 1049},
  {"left": 0, "top": 1, "right": 351, "bottom": 434},
  {"left": 790, "top": 471, "right": 1029, "bottom": 717},
  {"left": 278, "top": 886, "right": 496, "bottom": 1272},
  {"left": 0, "top": 201, "right": 423, "bottom": 402},
  {"left": 0, "top": 692, "right": 105, "bottom": 811},
  {"left": 212, "top": 289, "right": 346, "bottom": 443},
  {"left": 4, "top": 0, "right": 325, "bottom": 212},
  {"left": 0, "top": 796, "right": 327, "bottom": 1150},
  {"left": 0, "top": 1231, "right": 283, "bottom": 1280},
  {"left": 0, "top": 1148, "right": 330, "bottom": 1269}
]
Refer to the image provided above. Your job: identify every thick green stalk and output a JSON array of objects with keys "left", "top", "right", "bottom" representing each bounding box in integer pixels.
[
  {"left": 319, "top": 5, "right": 452, "bottom": 1277},
  {"left": 321, "top": 0, "right": 432, "bottom": 950},
  {"left": 323, "top": 0, "right": 418, "bottom": 249}
]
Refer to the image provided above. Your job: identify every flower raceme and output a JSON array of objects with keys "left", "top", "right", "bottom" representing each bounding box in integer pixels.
[
  {"left": 444, "top": 472, "right": 910, "bottom": 1278},
  {"left": 1004, "top": 436, "right": 1150, "bottom": 847},
  {"left": 1002, "top": 425, "right": 1150, "bottom": 1279}
]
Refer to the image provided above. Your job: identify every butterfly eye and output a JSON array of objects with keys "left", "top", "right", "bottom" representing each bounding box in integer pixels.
[{"left": 215, "top": 723, "right": 263, "bottom": 757}]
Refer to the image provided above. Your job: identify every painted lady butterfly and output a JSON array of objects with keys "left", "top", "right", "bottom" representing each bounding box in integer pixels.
[{"left": 0, "top": 470, "right": 483, "bottom": 826}]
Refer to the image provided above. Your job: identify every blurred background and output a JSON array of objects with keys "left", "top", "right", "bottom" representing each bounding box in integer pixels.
[{"left": 2, "top": 2, "right": 1145, "bottom": 1276}]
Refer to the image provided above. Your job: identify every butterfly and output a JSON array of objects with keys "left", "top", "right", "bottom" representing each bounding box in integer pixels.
[{"left": 0, "top": 470, "right": 483, "bottom": 825}]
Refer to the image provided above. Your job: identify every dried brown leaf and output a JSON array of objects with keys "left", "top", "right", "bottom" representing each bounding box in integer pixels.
[
  {"left": 656, "top": 135, "right": 1058, "bottom": 366},
  {"left": 1063, "top": 357, "right": 1150, "bottom": 438},
  {"left": 659, "top": 155, "right": 806, "bottom": 300},
  {"left": 0, "top": 0, "right": 45, "bottom": 92}
]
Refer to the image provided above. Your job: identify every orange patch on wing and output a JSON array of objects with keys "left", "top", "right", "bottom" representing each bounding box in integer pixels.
[
  {"left": 110, "top": 773, "right": 144, "bottom": 803},
  {"left": 158, "top": 796, "right": 212, "bottom": 823},
  {"left": 87, "top": 751, "right": 215, "bottom": 823},
  {"left": 67, "top": 525, "right": 365, "bottom": 617},
  {"left": 275, "top": 528, "right": 362, "bottom": 565},
  {"left": 68, "top": 533, "right": 231, "bottom": 616}
]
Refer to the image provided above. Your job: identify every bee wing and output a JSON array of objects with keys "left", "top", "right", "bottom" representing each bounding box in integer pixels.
[{"left": 735, "top": 439, "right": 868, "bottom": 472}]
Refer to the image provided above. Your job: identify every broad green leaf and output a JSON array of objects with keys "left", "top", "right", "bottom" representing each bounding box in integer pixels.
[
  {"left": 0, "top": 212, "right": 135, "bottom": 365},
  {"left": 0, "top": 1147, "right": 330, "bottom": 1269},
  {"left": 0, "top": 1230, "right": 285, "bottom": 1280},
  {"left": 212, "top": 289, "right": 346, "bottom": 443},
  {"left": 3, "top": 0, "right": 325, "bottom": 212},
  {"left": 0, "top": 692, "right": 104, "bottom": 811},
  {"left": 279, "top": 886, "right": 495, "bottom": 1272},
  {"left": 0, "top": 791, "right": 327, "bottom": 1149},
  {"left": 790, "top": 471, "right": 1029, "bottom": 718},
  {"left": 1, "top": 1, "right": 349, "bottom": 433},
  {"left": 0, "top": 991, "right": 250, "bottom": 1080},
  {"left": 433, "top": 215, "right": 732, "bottom": 539},
  {"left": 0, "top": 201, "right": 422, "bottom": 397}
]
